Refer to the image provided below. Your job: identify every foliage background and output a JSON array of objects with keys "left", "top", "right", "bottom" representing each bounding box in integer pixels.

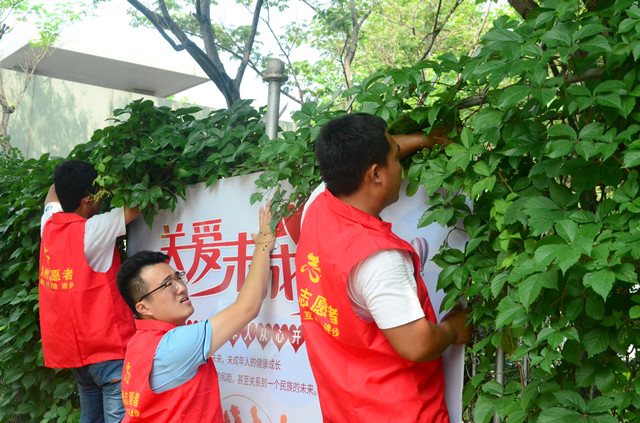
[{"left": 1, "top": 0, "right": 639, "bottom": 421}]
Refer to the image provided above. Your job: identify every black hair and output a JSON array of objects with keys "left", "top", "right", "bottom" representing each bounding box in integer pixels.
[
  {"left": 117, "top": 251, "right": 170, "bottom": 315},
  {"left": 53, "top": 160, "right": 98, "bottom": 212},
  {"left": 315, "top": 113, "right": 389, "bottom": 196}
]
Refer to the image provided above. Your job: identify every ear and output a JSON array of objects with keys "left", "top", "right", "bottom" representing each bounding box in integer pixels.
[
  {"left": 366, "top": 163, "right": 384, "bottom": 185},
  {"left": 135, "top": 301, "right": 153, "bottom": 319}
]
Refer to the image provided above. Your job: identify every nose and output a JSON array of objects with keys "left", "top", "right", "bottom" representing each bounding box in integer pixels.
[{"left": 175, "top": 278, "right": 188, "bottom": 294}]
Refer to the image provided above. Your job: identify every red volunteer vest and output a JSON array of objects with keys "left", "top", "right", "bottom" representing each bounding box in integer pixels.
[
  {"left": 122, "top": 319, "right": 223, "bottom": 422},
  {"left": 296, "top": 190, "right": 449, "bottom": 423},
  {"left": 39, "top": 212, "right": 135, "bottom": 368}
]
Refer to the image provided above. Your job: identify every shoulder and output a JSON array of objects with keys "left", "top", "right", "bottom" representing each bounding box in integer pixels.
[
  {"left": 86, "top": 207, "right": 125, "bottom": 227},
  {"left": 301, "top": 183, "right": 326, "bottom": 226},
  {"left": 357, "top": 248, "right": 413, "bottom": 274},
  {"left": 40, "top": 202, "right": 63, "bottom": 236},
  {"left": 150, "top": 321, "right": 212, "bottom": 393}
]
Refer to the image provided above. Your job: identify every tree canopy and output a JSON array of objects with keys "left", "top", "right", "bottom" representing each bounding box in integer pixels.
[{"left": 122, "top": 0, "right": 509, "bottom": 108}]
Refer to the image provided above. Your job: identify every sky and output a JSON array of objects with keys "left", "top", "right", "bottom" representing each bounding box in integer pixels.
[{"left": 30, "top": 0, "right": 316, "bottom": 118}]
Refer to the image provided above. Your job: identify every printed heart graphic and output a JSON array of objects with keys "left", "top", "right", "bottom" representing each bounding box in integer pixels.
[
  {"left": 288, "top": 324, "right": 305, "bottom": 352},
  {"left": 241, "top": 322, "right": 257, "bottom": 348},
  {"left": 257, "top": 323, "right": 273, "bottom": 349},
  {"left": 272, "top": 324, "right": 289, "bottom": 351},
  {"left": 276, "top": 205, "right": 303, "bottom": 245},
  {"left": 228, "top": 331, "right": 240, "bottom": 347}
]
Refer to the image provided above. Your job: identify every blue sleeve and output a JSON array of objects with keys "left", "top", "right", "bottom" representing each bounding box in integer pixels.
[{"left": 149, "top": 320, "right": 212, "bottom": 393}]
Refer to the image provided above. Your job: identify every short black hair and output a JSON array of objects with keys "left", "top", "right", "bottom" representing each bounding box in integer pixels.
[
  {"left": 315, "top": 113, "right": 389, "bottom": 196},
  {"left": 53, "top": 160, "right": 98, "bottom": 212},
  {"left": 117, "top": 251, "right": 170, "bottom": 315}
]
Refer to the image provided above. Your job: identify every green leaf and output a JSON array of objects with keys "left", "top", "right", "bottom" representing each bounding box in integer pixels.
[
  {"left": 496, "top": 296, "right": 526, "bottom": 328},
  {"left": 473, "top": 160, "right": 492, "bottom": 177},
  {"left": 548, "top": 124, "right": 577, "bottom": 140},
  {"left": 460, "top": 127, "right": 473, "bottom": 149},
  {"left": 472, "top": 175, "right": 497, "bottom": 197},
  {"left": 583, "top": 269, "right": 615, "bottom": 301},
  {"left": 554, "top": 391, "right": 587, "bottom": 413},
  {"left": 579, "top": 35, "right": 611, "bottom": 55},
  {"left": 622, "top": 149, "right": 640, "bottom": 168},
  {"left": 474, "top": 394, "right": 496, "bottom": 423},
  {"left": 483, "top": 28, "right": 524, "bottom": 43},
  {"left": 555, "top": 219, "right": 578, "bottom": 243},
  {"left": 587, "top": 396, "right": 616, "bottom": 414},
  {"left": 519, "top": 273, "right": 544, "bottom": 311},
  {"left": 594, "top": 93, "right": 621, "bottom": 109},
  {"left": 546, "top": 140, "right": 575, "bottom": 158},
  {"left": 578, "top": 122, "right": 604, "bottom": 140},
  {"left": 583, "top": 327, "right": 611, "bottom": 357},
  {"left": 498, "top": 85, "right": 532, "bottom": 109},
  {"left": 473, "top": 108, "right": 503, "bottom": 130},
  {"left": 542, "top": 27, "right": 572, "bottom": 47},
  {"left": 574, "top": 23, "right": 605, "bottom": 42},
  {"left": 534, "top": 244, "right": 580, "bottom": 274},
  {"left": 538, "top": 407, "right": 583, "bottom": 423}
]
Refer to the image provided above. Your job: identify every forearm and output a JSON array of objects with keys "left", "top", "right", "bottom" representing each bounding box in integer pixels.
[
  {"left": 206, "top": 249, "right": 271, "bottom": 356},
  {"left": 124, "top": 206, "right": 142, "bottom": 225},
  {"left": 394, "top": 127, "right": 452, "bottom": 159},
  {"left": 394, "top": 133, "right": 432, "bottom": 159},
  {"left": 235, "top": 247, "right": 272, "bottom": 318},
  {"left": 44, "top": 184, "right": 59, "bottom": 205},
  {"left": 207, "top": 203, "right": 274, "bottom": 356},
  {"left": 415, "top": 320, "right": 458, "bottom": 363},
  {"left": 382, "top": 317, "right": 457, "bottom": 363}
]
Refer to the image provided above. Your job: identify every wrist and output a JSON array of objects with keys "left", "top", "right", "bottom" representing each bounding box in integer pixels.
[{"left": 439, "top": 320, "right": 457, "bottom": 345}]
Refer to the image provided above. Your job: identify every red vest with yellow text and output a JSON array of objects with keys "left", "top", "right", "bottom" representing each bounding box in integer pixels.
[
  {"left": 296, "top": 189, "right": 449, "bottom": 423},
  {"left": 39, "top": 212, "right": 135, "bottom": 368},
  {"left": 121, "top": 319, "right": 223, "bottom": 422}
]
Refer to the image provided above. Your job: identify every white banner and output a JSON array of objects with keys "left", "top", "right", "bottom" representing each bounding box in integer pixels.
[{"left": 128, "top": 173, "right": 466, "bottom": 423}]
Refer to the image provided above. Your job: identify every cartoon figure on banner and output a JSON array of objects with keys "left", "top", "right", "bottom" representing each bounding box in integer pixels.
[
  {"left": 410, "top": 236, "right": 429, "bottom": 275},
  {"left": 222, "top": 395, "right": 287, "bottom": 423}
]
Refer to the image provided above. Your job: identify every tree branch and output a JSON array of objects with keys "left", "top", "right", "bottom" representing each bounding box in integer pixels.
[
  {"left": 457, "top": 67, "right": 605, "bottom": 108},
  {"left": 418, "top": 0, "right": 464, "bottom": 62},
  {"left": 259, "top": 14, "right": 305, "bottom": 103},
  {"left": 127, "top": 0, "right": 239, "bottom": 106},
  {"left": 341, "top": 0, "right": 378, "bottom": 89},
  {"left": 234, "top": 0, "right": 263, "bottom": 91}
]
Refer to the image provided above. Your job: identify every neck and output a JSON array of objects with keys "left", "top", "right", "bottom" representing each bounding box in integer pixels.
[
  {"left": 336, "top": 191, "right": 384, "bottom": 219},
  {"left": 72, "top": 204, "right": 92, "bottom": 219}
]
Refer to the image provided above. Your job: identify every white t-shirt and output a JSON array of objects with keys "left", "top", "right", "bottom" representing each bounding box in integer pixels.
[
  {"left": 302, "top": 183, "right": 425, "bottom": 329},
  {"left": 41, "top": 202, "right": 127, "bottom": 273}
]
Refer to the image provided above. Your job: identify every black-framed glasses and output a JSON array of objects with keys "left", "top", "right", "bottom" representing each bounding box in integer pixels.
[{"left": 138, "top": 271, "right": 187, "bottom": 302}]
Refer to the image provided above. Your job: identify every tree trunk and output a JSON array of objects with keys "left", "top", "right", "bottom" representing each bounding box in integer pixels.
[
  {"left": 341, "top": 0, "right": 378, "bottom": 90},
  {"left": 127, "top": 0, "right": 262, "bottom": 108},
  {"left": 507, "top": 0, "right": 539, "bottom": 19}
]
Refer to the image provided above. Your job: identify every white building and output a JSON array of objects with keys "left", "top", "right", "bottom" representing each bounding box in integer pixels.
[{"left": 0, "top": 4, "right": 281, "bottom": 159}]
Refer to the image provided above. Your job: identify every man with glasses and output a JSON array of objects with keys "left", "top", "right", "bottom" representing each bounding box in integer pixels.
[
  {"left": 39, "top": 160, "right": 141, "bottom": 422},
  {"left": 115, "top": 203, "right": 274, "bottom": 422}
]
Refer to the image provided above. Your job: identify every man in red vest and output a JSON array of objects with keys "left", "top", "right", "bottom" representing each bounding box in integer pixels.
[
  {"left": 39, "top": 160, "right": 141, "bottom": 422},
  {"left": 114, "top": 203, "right": 274, "bottom": 422},
  {"left": 296, "top": 113, "right": 473, "bottom": 422}
]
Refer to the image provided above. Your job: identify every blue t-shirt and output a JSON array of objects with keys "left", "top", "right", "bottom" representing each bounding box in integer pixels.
[{"left": 149, "top": 320, "right": 212, "bottom": 393}]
